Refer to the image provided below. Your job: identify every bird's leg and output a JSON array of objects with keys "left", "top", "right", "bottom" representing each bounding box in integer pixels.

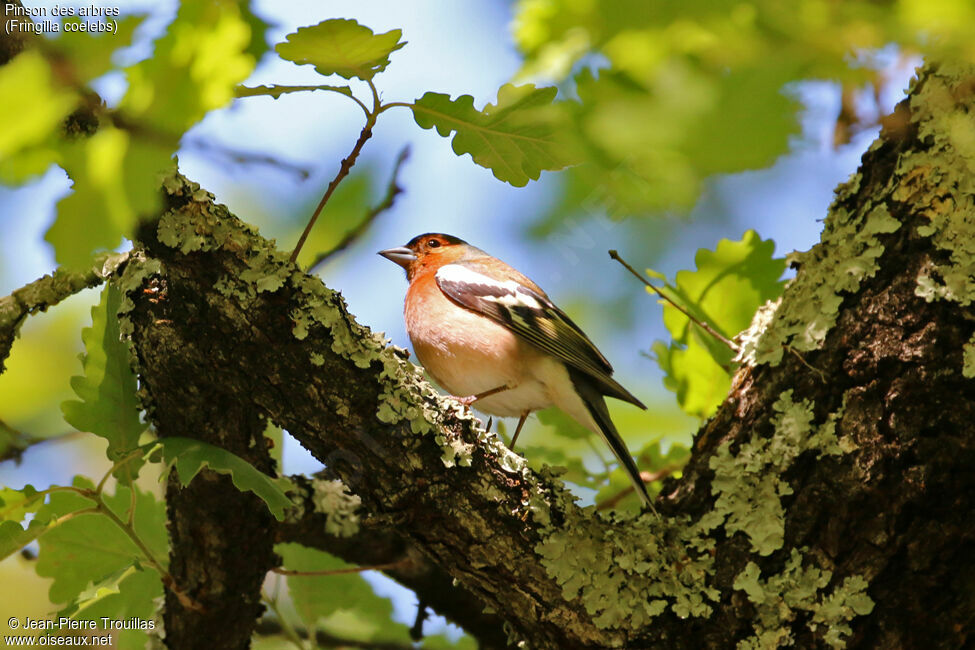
[
  {"left": 449, "top": 384, "right": 511, "bottom": 408},
  {"left": 509, "top": 411, "right": 530, "bottom": 449}
]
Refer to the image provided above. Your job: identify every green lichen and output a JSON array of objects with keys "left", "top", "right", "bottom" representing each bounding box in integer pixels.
[
  {"left": 898, "top": 65, "right": 975, "bottom": 308},
  {"left": 310, "top": 477, "right": 361, "bottom": 537},
  {"left": 535, "top": 510, "right": 720, "bottom": 634},
  {"left": 963, "top": 335, "right": 975, "bottom": 378},
  {"left": 733, "top": 548, "right": 874, "bottom": 649},
  {"left": 708, "top": 391, "right": 846, "bottom": 556},
  {"left": 738, "top": 201, "right": 900, "bottom": 367}
]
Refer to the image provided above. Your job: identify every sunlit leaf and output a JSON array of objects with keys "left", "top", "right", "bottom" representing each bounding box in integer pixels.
[
  {"left": 0, "top": 485, "right": 55, "bottom": 561},
  {"left": 649, "top": 231, "right": 786, "bottom": 417},
  {"left": 0, "top": 50, "right": 75, "bottom": 179},
  {"left": 46, "top": 127, "right": 174, "bottom": 268},
  {"left": 412, "top": 83, "right": 580, "bottom": 186},
  {"left": 50, "top": 16, "right": 146, "bottom": 84},
  {"left": 158, "top": 437, "right": 292, "bottom": 521},
  {"left": 120, "top": 1, "right": 258, "bottom": 134},
  {"left": 35, "top": 477, "right": 166, "bottom": 606},
  {"left": 276, "top": 543, "right": 413, "bottom": 644},
  {"left": 275, "top": 19, "right": 405, "bottom": 81},
  {"left": 61, "top": 283, "right": 146, "bottom": 480}
]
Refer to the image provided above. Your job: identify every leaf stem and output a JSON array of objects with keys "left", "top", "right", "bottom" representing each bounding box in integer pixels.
[
  {"left": 608, "top": 250, "right": 739, "bottom": 352},
  {"left": 262, "top": 587, "right": 309, "bottom": 650},
  {"left": 376, "top": 101, "right": 413, "bottom": 114},
  {"left": 95, "top": 448, "right": 145, "bottom": 495}
]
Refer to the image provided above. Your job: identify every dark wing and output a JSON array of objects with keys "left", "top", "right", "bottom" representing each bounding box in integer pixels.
[{"left": 435, "top": 262, "right": 645, "bottom": 408}]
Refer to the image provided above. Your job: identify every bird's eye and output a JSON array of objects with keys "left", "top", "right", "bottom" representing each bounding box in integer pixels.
[{"left": 427, "top": 239, "right": 441, "bottom": 249}]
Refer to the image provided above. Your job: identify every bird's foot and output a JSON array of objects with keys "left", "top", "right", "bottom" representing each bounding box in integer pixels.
[{"left": 448, "top": 394, "right": 479, "bottom": 409}]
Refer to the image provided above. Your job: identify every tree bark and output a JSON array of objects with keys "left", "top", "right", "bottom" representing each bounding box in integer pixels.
[{"left": 116, "top": 62, "right": 975, "bottom": 649}]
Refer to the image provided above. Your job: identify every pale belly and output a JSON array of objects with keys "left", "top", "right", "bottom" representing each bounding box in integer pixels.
[{"left": 407, "top": 296, "right": 559, "bottom": 417}]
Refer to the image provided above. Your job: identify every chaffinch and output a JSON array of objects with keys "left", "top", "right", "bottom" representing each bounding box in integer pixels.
[{"left": 380, "top": 233, "right": 654, "bottom": 510}]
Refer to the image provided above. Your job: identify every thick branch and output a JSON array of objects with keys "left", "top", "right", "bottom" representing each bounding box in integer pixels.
[{"left": 278, "top": 475, "right": 509, "bottom": 649}]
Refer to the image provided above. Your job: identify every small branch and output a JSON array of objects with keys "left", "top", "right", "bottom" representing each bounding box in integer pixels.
[
  {"left": 271, "top": 559, "right": 408, "bottom": 577},
  {"left": 261, "top": 588, "right": 309, "bottom": 650},
  {"left": 290, "top": 115, "right": 378, "bottom": 264},
  {"left": 306, "top": 146, "right": 411, "bottom": 273},
  {"left": 255, "top": 617, "right": 416, "bottom": 650},
  {"left": 608, "top": 249, "right": 739, "bottom": 352},
  {"left": 0, "top": 251, "right": 129, "bottom": 373},
  {"left": 595, "top": 466, "right": 680, "bottom": 512},
  {"left": 0, "top": 423, "right": 88, "bottom": 465},
  {"left": 182, "top": 138, "right": 313, "bottom": 180},
  {"left": 410, "top": 600, "right": 429, "bottom": 642}
]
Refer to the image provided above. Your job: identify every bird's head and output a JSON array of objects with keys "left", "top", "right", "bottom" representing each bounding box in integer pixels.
[{"left": 379, "top": 233, "right": 468, "bottom": 280}]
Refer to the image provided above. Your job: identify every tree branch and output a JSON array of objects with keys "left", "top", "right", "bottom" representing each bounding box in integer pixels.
[
  {"left": 306, "top": 145, "right": 410, "bottom": 273},
  {"left": 277, "top": 475, "right": 509, "bottom": 649},
  {"left": 0, "top": 251, "right": 128, "bottom": 372}
]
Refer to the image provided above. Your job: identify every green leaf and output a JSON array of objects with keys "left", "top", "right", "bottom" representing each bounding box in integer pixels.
[
  {"left": 412, "top": 83, "right": 580, "bottom": 186},
  {"left": 0, "top": 485, "right": 63, "bottom": 561},
  {"left": 120, "top": 1, "right": 259, "bottom": 134},
  {"left": 650, "top": 231, "right": 785, "bottom": 417},
  {"left": 45, "top": 127, "right": 175, "bottom": 269},
  {"left": 158, "top": 437, "right": 292, "bottom": 521},
  {"left": 276, "top": 543, "right": 413, "bottom": 644},
  {"left": 61, "top": 283, "right": 146, "bottom": 480},
  {"left": 50, "top": 16, "right": 145, "bottom": 84},
  {"left": 36, "top": 478, "right": 167, "bottom": 606},
  {"left": 652, "top": 338, "right": 733, "bottom": 419},
  {"left": 0, "top": 50, "right": 75, "bottom": 178},
  {"left": 59, "top": 560, "right": 161, "bottom": 621},
  {"left": 235, "top": 83, "right": 354, "bottom": 100},
  {"left": 0, "top": 484, "right": 43, "bottom": 522},
  {"left": 275, "top": 18, "right": 405, "bottom": 81}
]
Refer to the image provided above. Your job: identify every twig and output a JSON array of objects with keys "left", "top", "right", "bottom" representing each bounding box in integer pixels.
[
  {"left": 271, "top": 559, "right": 407, "bottom": 577},
  {"left": 608, "top": 250, "right": 739, "bottom": 352},
  {"left": 290, "top": 116, "right": 377, "bottom": 264},
  {"left": 0, "top": 251, "right": 129, "bottom": 372},
  {"left": 306, "top": 146, "right": 411, "bottom": 273},
  {"left": 0, "top": 423, "right": 88, "bottom": 465},
  {"left": 254, "top": 618, "right": 415, "bottom": 650},
  {"left": 261, "top": 588, "right": 309, "bottom": 650},
  {"left": 410, "top": 600, "right": 429, "bottom": 642},
  {"left": 595, "top": 466, "right": 679, "bottom": 511},
  {"left": 785, "top": 344, "right": 827, "bottom": 383},
  {"left": 182, "top": 138, "right": 313, "bottom": 180}
]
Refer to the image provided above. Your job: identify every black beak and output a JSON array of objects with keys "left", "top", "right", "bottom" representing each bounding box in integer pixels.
[{"left": 378, "top": 246, "right": 416, "bottom": 269}]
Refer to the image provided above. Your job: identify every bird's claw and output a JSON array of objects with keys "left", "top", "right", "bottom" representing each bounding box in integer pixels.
[{"left": 448, "top": 394, "right": 478, "bottom": 409}]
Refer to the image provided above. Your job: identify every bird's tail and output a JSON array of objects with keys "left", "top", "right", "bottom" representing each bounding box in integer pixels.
[{"left": 568, "top": 368, "right": 655, "bottom": 511}]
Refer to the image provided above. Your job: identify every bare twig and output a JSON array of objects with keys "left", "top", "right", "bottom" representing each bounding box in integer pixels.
[
  {"left": 410, "top": 600, "right": 429, "bottom": 642},
  {"left": 306, "top": 146, "right": 411, "bottom": 273},
  {"left": 255, "top": 618, "right": 416, "bottom": 650},
  {"left": 608, "top": 249, "right": 739, "bottom": 352},
  {"left": 182, "top": 138, "right": 313, "bottom": 180},
  {"left": 270, "top": 559, "right": 408, "bottom": 577},
  {"left": 595, "top": 466, "right": 680, "bottom": 512}
]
